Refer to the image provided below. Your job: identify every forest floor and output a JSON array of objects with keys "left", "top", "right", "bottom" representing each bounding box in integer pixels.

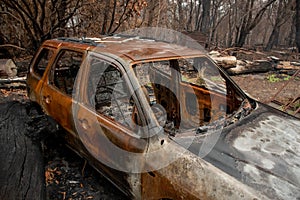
[
  {"left": 0, "top": 89, "right": 128, "bottom": 200},
  {"left": 232, "top": 72, "right": 300, "bottom": 111},
  {"left": 0, "top": 71, "right": 299, "bottom": 199}
]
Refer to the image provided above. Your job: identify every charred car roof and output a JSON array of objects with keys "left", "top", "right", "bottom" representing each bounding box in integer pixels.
[{"left": 45, "top": 36, "right": 203, "bottom": 62}]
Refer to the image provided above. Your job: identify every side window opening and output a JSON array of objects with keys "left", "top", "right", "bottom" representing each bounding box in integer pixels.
[
  {"left": 88, "top": 58, "right": 137, "bottom": 130},
  {"left": 52, "top": 50, "right": 83, "bottom": 95},
  {"left": 33, "top": 48, "right": 54, "bottom": 77}
]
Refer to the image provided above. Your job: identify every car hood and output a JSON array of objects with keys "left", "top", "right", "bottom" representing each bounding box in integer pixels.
[{"left": 175, "top": 102, "right": 300, "bottom": 199}]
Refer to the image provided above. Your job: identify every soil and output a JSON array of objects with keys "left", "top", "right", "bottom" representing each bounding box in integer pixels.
[
  {"left": 0, "top": 72, "right": 299, "bottom": 199},
  {"left": 231, "top": 72, "right": 300, "bottom": 106}
]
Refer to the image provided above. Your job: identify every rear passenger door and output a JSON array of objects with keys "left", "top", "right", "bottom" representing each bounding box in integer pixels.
[
  {"left": 41, "top": 49, "right": 84, "bottom": 133},
  {"left": 27, "top": 46, "right": 56, "bottom": 103}
]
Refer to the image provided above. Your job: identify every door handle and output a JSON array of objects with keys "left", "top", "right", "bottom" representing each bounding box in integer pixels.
[
  {"left": 43, "top": 95, "right": 51, "bottom": 104},
  {"left": 79, "top": 118, "right": 90, "bottom": 130}
]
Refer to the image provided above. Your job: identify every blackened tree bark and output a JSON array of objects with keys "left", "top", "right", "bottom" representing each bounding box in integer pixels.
[
  {"left": 107, "top": 0, "right": 117, "bottom": 34},
  {"left": 147, "top": 0, "right": 158, "bottom": 27},
  {"left": 200, "top": 0, "right": 211, "bottom": 34},
  {"left": 235, "top": 0, "right": 276, "bottom": 47},
  {"left": 296, "top": 0, "right": 300, "bottom": 52},
  {"left": 57, "top": 1, "right": 68, "bottom": 37},
  {"left": 177, "top": 0, "right": 184, "bottom": 30},
  {"left": 110, "top": 0, "right": 148, "bottom": 34},
  {"left": 1, "top": 0, "right": 82, "bottom": 51},
  {"left": 265, "top": 0, "right": 294, "bottom": 51},
  {"left": 101, "top": 0, "right": 111, "bottom": 34},
  {"left": 195, "top": 0, "right": 202, "bottom": 30},
  {"left": 0, "top": 102, "right": 45, "bottom": 200},
  {"left": 266, "top": 25, "right": 280, "bottom": 51},
  {"left": 0, "top": 32, "right": 10, "bottom": 58},
  {"left": 287, "top": 16, "right": 296, "bottom": 47},
  {"left": 186, "top": 0, "right": 194, "bottom": 31}
]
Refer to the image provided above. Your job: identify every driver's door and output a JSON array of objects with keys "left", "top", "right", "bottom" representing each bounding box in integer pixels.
[{"left": 72, "top": 53, "right": 148, "bottom": 197}]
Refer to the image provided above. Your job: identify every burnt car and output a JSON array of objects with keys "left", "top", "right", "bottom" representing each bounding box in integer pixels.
[{"left": 27, "top": 36, "right": 300, "bottom": 200}]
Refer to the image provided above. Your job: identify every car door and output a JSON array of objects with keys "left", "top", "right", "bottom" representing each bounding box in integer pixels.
[
  {"left": 40, "top": 48, "right": 84, "bottom": 134},
  {"left": 72, "top": 53, "right": 149, "bottom": 198},
  {"left": 27, "top": 46, "right": 56, "bottom": 103}
]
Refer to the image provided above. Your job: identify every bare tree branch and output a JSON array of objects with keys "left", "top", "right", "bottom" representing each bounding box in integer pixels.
[
  {"left": 0, "top": 11, "right": 23, "bottom": 24},
  {"left": 0, "top": 44, "right": 26, "bottom": 51}
]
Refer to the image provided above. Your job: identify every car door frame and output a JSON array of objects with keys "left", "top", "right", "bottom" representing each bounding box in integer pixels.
[
  {"left": 72, "top": 51, "right": 151, "bottom": 198},
  {"left": 40, "top": 47, "right": 86, "bottom": 136},
  {"left": 27, "top": 45, "right": 58, "bottom": 104}
]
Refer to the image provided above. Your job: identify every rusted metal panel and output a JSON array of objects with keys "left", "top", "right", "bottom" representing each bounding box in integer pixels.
[
  {"left": 27, "top": 36, "right": 300, "bottom": 200},
  {"left": 141, "top": 136, "right": 268, "bottom": 200},
  {"left": 45, "top": 37, "right": 203, "bottom": 63},
  {"left": 183, "top": 104, "right": 300, "bottom": 199}
]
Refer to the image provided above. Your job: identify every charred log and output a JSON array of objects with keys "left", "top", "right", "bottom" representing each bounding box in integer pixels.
[
  {"left": 0, "top": 101, "right": 58, "bottom": 200},
  {"left": 226, "top": 60, "right": 273, "bottom": 75}
]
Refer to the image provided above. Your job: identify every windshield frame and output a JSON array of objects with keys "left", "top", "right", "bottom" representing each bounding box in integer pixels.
[{"left": 129, "top": 55, "right": 254, "bottom": 136}]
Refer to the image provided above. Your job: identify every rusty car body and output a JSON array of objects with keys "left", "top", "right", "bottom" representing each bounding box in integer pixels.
[{"left": 27, "top": 36, "right": 300, "bottom": 200}]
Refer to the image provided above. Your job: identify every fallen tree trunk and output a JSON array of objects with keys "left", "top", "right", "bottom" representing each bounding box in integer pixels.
[
  {"left": 0, "top": 76, "right": 27, "bottom": 88},
  {"left": 0, "top": 101, "right": 45, "bottom": 200},
  {"left": 0, "top": 76, "right": 26, "bottom": 83},
  {"left": 226, "top": 60, "right": 273, "bottom": 75},
  {"left": 211, "top": 56, "right": 237, "bottom": 69}
]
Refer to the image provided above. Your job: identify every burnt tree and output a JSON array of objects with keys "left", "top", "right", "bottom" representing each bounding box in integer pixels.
[
  {"left": 0, "top": 101, "right": 57, "bottom": 199},
  {"left": 296, "top": 0, "right": 300, "bottom": 52},
  {"left": 235, "top": 0, "right": 276, "bottom": 47},
  {"left": 200, "top": 0, "right": 211, "bottom": 34},
  {"left": 0, "top": 0, "right": 83, "bottom": 51},
  {"left": 0, "top": 33, "right": 10, "bottom": 58},
  {"left": 265, "top": 0, "right": 294, "bottom": 51}
]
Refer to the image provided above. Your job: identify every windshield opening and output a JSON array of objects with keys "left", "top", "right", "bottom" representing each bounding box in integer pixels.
[{"left": 132, "top": 56, "right": 254, "bottom": 136}]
